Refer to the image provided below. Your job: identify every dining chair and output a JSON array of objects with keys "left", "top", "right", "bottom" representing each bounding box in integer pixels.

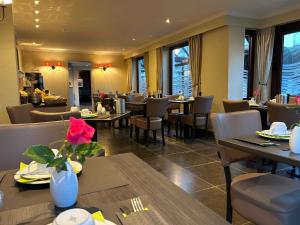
[
  {"left": 212, "top": 110, "right": 300, "bottom": 225},
  {"left": 222, "top": 99, "right": 250, "bottom": 112},
  {"left": 165, "top": 95, "right": 181, "bottom": 136},
  {"left": 267, "top": 101, "right": 300, "bottom": 128},
  {"left": 0, "top": 121, "right": 69, "bottom": 170},
  {"left": 30, "top": 110, "right": 81, "bottom": 123},
  {"left": 6, "top": 103, "right": 34, "bottom": 124},
  {"left": 181, "top": 96, "right": 213, "bottom": 138},
  {"left": 135, "top": 98, "right": 169, "bottom": 145}
]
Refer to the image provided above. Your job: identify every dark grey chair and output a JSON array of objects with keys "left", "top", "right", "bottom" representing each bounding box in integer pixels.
[
  {"left": 223, "top": 99, "right": 250, "bottom": 112},
  {"left": 6, "top": 103, "right": 34, "bottom": 124},
  {"left": 30, "top": 110, "right": 81, "bottom": 123},
  {"left": 135, "top": 98, "right": 169, "bottom": 145}
]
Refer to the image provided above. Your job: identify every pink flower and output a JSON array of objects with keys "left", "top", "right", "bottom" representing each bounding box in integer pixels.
[
  {"left": 296, "top": 96, "right": 300, "bottom": 105},
  {"left": 66, "top": 117, "right": 95, "bottom": 145}
]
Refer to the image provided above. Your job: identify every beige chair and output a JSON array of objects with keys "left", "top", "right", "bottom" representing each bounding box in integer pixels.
[
  {"left": 6, "top": 103, "right": 34, "bottom": 124},
  {"left": 267, "top": 101, "right": 300, "bottom": 128},
  {"left": 223, "top": 99, "right": 250, "bottom": 112},
  {"left": 181, "top": 96, "right": 214, "bottom": 138},
  {"left": 0, "top": 121, "right": 69, "bottom": 170},
  {"left": 135, "top": 98, "right": 169, "bottom": 145},
  {"left": 30, "top": 110, "right": 81, "bottom": 123},
  {"left": 165, "top": 95, "right": 181, "bottom": 136},
  {"left": 212, "top": 110, "right": 300, "bottom": 225}
]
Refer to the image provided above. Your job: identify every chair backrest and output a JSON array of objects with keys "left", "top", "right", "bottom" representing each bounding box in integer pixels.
[
  {"left": 0, "top": 121, "right": 69, "bottom": 170},
  {"left": 267, "top": 101, "right": 300, "bottom": 128},
  {"left": 192, "top": 96, "right": 214, "bottom": 115},
  {"left": 127, "top": 94, "right": 145, "bottom": 103},
  {"left": 6, "top": 103, "right": 34, "bottom": 124},
  {"left": 146, "top": 98, "right": 169, "bottom": 117},
  {"left": 30, "top": 110, "right": 81, "bottom": 123},
  {"left": 223, "top": 99, "right": 250, "bottom": 112},
  {"left": 211, "top": 110, "right": 262, "bottom": 166}
]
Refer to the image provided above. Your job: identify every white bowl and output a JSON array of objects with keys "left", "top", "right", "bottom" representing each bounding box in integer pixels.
[
  {"left": 270, "top": 122, "right": 288, "bottom": 136},
  {"left": 53, "top": 208, "right": 95, "bottom": 225}
]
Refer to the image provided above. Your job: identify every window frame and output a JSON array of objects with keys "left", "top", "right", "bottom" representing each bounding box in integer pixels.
[
  {"left": 168, "top": 41, "right": 190, "bottom": 95},
  {"left": 136, "top": 56, "right": 145, "bottom": 93},
  {"left": 271, "top": 20, "right": 300, "bottom": 97},
  {"left": 243, "top": 30, "right": 256, "bottom": 99}
]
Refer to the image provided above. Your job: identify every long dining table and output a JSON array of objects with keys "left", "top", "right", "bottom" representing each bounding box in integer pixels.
[{"left": 0, "top": 153, "right": 229, "bottom": 225}]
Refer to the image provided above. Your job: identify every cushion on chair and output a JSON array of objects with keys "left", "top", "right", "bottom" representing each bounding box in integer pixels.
[
  {"left": 129, "top": 115, "right": 144, "bottom": 125},
  {"left": 135, "top": 117, "right": 162, "bottom": 130},
  {"left": 231, "top": 173, "right": 300, "bottom": 225},
  {"left": 181, "top": 114, "right": 206, "bottom": 127}
]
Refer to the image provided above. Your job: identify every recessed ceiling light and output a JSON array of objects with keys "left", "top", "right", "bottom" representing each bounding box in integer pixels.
[
  {"left": 35, "top": 24, "right": 40, "bottom": 28},
  {"left": 122, "top": 48, "right": 126, "bottom": 51},
  {"left": 34, "top": 0, "right": 40, "bottom": 5},
  {"left": 35, "top": 10, "right": 39, "bottom": 14},
  {"left": 165, "top": 18, "right": 170, "bottom": 24},
  {"left": 132, "top": 38, "right": 136, "bottom": 41},
  {"left": 35, "top": 18, "right": 40, "bottom": 22}
]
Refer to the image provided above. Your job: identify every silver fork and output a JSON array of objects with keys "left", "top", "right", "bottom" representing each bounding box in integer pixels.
[{"left": 131, "top": 197, "right": 144, "bottom": 212}]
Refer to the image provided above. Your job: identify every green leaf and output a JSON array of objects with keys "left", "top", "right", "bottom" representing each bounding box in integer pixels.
[
  {"left": 47, "top": 156, "right": 67, "bottom": 168},
  {"left": 23, "top": 145, "right": 55, "bottom": 164}
]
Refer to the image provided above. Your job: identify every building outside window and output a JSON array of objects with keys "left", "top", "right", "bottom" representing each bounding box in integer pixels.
[
  {"left": 136, "top": 57, "right": 147, "bottom": 93},
  {"left": 170, "top": 43, "right": 192, "bottom": 97}
]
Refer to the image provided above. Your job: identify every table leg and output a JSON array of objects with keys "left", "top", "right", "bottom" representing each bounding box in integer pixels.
[
  {"left": 183, "top": 102, "right": 190, "bottom": 138},
  {"left": 86, "top": 121, "right": 98, "bottom": 142}
]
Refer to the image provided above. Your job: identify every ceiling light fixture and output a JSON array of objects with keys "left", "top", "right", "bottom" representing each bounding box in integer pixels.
[
  {"left": 165, "top": 18, "right": 170, "bottom": 24},
  {"left": 34, "top": 0, "right": 39, "bottom": 5},
  {"left": 35, "top": 24, "right": 40, "bottom": 28},
  {"left": 132, "top": 38, "right": 136, "bottom": 41},
  {"left": 0, "top": 0, "right": 12, "bottom": 21},
  {"left": 35, "top": 18, "right": 39, "bottom": 22},
  {"left": 35, "top": 10, "right": 39, "bottom": 14}
]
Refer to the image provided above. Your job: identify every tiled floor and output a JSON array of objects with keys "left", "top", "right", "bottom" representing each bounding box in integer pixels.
[{"left": 98, "top": 125, "right": 291, "bottom": 225}]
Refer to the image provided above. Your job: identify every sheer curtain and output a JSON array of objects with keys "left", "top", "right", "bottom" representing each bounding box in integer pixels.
[
  {"left": 156, "top": 47, "right": 163, "bottom": 92},
  {"left": 126, "top": 58, "right": 133, "bottom": 92},
  {"left": 255, "top": 27, "right": 275, "bottom": 102},
  {"left": 189, "top": 34, "right": 202, "bottom": 97},
  {"left": 144, "top": 52, "right": 150, "bottom": 91}
]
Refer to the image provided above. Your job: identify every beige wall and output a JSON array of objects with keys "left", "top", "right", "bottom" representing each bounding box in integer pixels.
[
  {"left": 0, "top": 6, "right": 19, "bottom": 123},
  {"left": 21, "top": 50, "right": 127, "bottom": 104}
]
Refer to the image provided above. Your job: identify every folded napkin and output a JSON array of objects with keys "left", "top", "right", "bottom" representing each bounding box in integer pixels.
[{"left": 116, "top": 208, "right": 168, "bottom": 225}]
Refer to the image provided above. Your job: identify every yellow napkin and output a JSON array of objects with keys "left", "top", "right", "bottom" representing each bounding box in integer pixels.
[{"left": 92, "top": 211, "right": 105, "bottom": 222}]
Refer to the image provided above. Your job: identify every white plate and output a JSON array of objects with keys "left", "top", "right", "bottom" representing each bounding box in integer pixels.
[
  {"left": 48, "top": 219, "right": 116, "bottom": 225},
  {"left": 262, "top": 130, "right": 291, "bottom": 137},
  {"left": 14, "top": 161, "right": 82, "bottom": 185}
]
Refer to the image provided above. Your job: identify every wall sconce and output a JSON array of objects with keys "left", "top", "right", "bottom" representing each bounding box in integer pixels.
[
  {"left": 45, "top": 61, "right": 63, "bottom": 71},
  {"left": 0, "top": 0, "right": 12, "bottom": 21},
  {"left": 96, "top": 63, "right": 112, "bottom": 72}
]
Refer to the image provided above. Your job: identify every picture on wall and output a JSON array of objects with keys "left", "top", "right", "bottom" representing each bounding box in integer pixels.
[{"left": 78, "top": 79, "right": 83, "bottom": 87}]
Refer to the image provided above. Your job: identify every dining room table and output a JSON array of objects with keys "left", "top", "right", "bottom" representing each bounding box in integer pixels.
[
  {"left": 0, "top": 153, "right": 229, "bottom": 225},
  {"left": 219, "top": 135, "right": 300, "bottom": 167}
]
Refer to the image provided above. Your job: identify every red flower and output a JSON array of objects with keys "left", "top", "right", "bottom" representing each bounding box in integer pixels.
[
  {"left": 66, "top": 117, "right": 95, "bottom": 145},
  {"left": 296, "top": 96, "right": 300, "bottom": 105}
]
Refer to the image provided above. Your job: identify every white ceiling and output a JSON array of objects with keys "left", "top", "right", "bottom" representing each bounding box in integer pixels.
[{"left": 13, "top": 0, "right": 300, "bottom": 53}]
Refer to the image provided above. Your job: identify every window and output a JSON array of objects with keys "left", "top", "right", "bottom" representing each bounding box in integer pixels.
[
  {"left": 170, "top": 43, "right": 192, "bottom": 97},
  {"left": 272, "top": 21, "right": 300, "bottom": 97},
  {"left": 136, "top": 57, "right": 147, "bottom": 93},
  {"left": 243, "top": 30, "right": 256, "bottom": 99},
  {"left": 281, "top": 32, "right": 300, "bottom": 95}
]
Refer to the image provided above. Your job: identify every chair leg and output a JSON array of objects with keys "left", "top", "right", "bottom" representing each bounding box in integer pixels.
[
  {"left": 168, "top": 121, "right": 171, "bottom": 134},
  {"left": 224, "top": 166, "right": 233, "bottom": 223},
  {"left": 271, "top": 161, "right": 278, "bottom": 174},
  {"left": 175, "top": 121, "right": 179, "bottom": 137},
  {"left": 144, "top": 130, "right": 149, "bottom": 146},
  {"left": 153, "top": 130, "right": 157, "bottom": 142},
  {"left": 205, "top": 115, "right": 209, "bottom": 139},
  {"left": 257, "top": 158, "right": 264, "bottom": 173},
  {"left": 162, "top": 123, "right": 165, "bottom": 145},
  {"left": 135, "top": 127, "right": 139, "bottom": 143},
  {"left": 130, "top": 124, "right": 133, "bottom": 138}
]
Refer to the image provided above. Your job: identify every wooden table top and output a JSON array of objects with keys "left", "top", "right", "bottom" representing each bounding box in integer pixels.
[
  {"left": 0, "top": 153, "right": 229, "bottom": 225},
  {"left": 83, "top": 111, "right": 131, "bottom": 122},
  {"left": 219, "top": 135, "right": 300, "bottom": 167}
]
